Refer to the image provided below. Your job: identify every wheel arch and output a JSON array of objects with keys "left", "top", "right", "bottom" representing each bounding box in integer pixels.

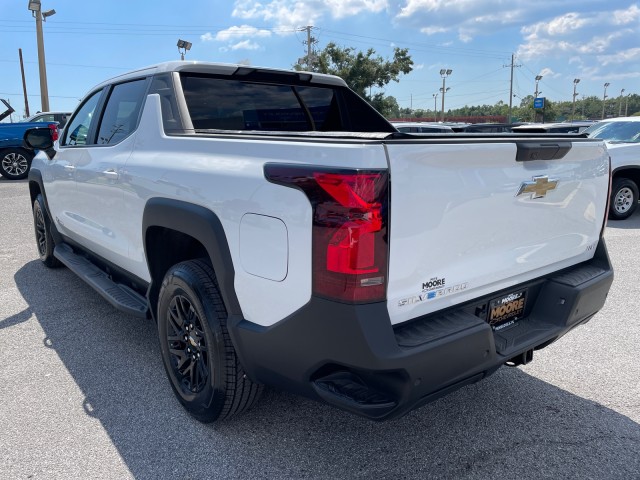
[
  {"left": 611, "top": 166, "right": 640, "bottom": 187},
  {"left": 142, "top": 198, "right": 242, "bottom": 323},
  {"left": 28, "top": 168, "right": 64, "bottom": 245}
]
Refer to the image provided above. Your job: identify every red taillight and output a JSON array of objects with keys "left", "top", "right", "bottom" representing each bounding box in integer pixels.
[
  {"left": 265, "top": 164, "right": 389, "bottom": 304},
  {"left": 48, "top": 123, "right": 59, "bottom": 142}
]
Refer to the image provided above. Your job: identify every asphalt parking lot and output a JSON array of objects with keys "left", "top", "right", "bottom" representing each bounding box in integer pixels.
[{"left": 1, "top": 177, "right": 639, "bottom": 479}]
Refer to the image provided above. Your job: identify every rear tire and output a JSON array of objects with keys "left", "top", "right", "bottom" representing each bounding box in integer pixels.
[
  {"left": 33, "top": 194, "right": 62, "bottom": 268},
  {"left": 0, "top": 148, "right": 33, "bottom": 180},
  {"left": 157, "top": 259, "right": 262, "bottom": 423},
  {"left": 609, "top": 178, "right": 638, "bottom": 220}
]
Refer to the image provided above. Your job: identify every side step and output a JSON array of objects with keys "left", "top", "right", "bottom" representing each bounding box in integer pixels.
[{"left": 54, "top": 244, "right": 148, "bottom": 318}]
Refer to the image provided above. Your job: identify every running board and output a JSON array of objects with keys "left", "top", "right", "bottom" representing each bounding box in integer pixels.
[{"left": 54, "top": 244, "right": 148, "bottom": 318}]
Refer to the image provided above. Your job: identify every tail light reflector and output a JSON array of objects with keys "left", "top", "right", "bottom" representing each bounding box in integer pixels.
[{"left": 48, "top": 123, "right": 59, "bottom": 142}]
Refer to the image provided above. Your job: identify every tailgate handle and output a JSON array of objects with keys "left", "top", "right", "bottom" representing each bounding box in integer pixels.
[{"left": 516, "top": 142, "right": 571, "bottom": 162}]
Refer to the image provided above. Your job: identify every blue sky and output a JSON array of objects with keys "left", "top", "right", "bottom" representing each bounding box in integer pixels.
[{"left": 1, "top": 0, "right": 638, "bottom": 118}]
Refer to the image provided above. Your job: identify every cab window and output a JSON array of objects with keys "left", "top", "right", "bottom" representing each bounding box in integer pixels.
[{"left": 96, "top": 79, "right": 147, "bottom": 145}]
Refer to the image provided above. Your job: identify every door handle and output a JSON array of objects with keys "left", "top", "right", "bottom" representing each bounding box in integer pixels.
[
  {"left": 103, "top": 169, "right": 119, "bottom": 179},
  {"left": 64, "top": 165, "right": 75, "bottom": 171}
]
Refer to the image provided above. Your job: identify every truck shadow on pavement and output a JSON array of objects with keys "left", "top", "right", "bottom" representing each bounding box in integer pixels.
[{"left": 14, "top": 260, "right": 640, "bottom": 479}]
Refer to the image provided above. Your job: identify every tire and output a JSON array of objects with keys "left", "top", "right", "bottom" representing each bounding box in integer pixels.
[
  {"left": 157, "top": 259, "right": 263, "bottom": 423},
  {"left": 33, "top": 194, "right": 62, "bottom": 268},
  {"left": 609, "top": 178, "right": 639, "bottom": 220},
  {"left": 0, "top": 148, "right": 33, "bottom": 180}
]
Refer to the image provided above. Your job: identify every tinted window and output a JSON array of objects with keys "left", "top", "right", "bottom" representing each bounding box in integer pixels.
[
  {"left": 182, "top": 76, "right": 327, "bottom": 131},
  {"left": 62, "top": 91, "right": 102, "bottom": 146},
  {"left": 97, "top": 79, "right": 147, "bottom": 145},
  {"left": 180, "top": 74, "right": 395, "bottom": 133},
  {"left": 32, "top": 114, "right": 55, "bottom": 123}
]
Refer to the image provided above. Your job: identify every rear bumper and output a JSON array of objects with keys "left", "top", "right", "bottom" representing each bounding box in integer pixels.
[{"left": 230, "top": 240, "right": 613, "bottom": 421}]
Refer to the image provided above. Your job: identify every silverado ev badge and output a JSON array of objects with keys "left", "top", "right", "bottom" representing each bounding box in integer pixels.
[{"left": 516, "top": 175, "right": 558, "bottom": 199}]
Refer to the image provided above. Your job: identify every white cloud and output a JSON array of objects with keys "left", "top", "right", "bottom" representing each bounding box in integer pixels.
[
  {"left": 458, "top": 31, "right": 472, "bottom": 43},
  {"left": 397, "top": 0, "right": 526, "bottom": 39},
  {"left": 612, "top": 4, "right": 640, "bottom": 25},
  {"left": 215, "top": 25, "right": 272, "bottom": 42},
  {"left": 230, "top": 39, "right": 261, "bottom": 50},
  {"left": 538, "top": 67, "right": 560, "bottom": 79},
  {"left": 420, "top": 26, "right": 448, "bottom": 35},
  {"left": 516, "top": 5, "right": 639, "bottom": 80},
  {"left": 598, "top": 47, "right": 640, "bottom": 66},
  {"left": 202, "top": 24, "right": 271, "bottom": 51},
  {"left": 414, "top": 63, "right": 425, "bottom": 70},
  {"left": 232, "top": 0, "right": 388, "bottom": 29}
]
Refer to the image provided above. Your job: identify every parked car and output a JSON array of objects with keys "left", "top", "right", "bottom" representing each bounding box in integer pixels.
[
  {"left": 451, "top": 123, "right": 521, "bottom": 133},
  {"left": 26, "top": 111, "right": 72, "bottom": 129},
  {"left": 512, "top": 122, "right": 592, "bottom": 134},
  {"left": 392, "top": 122, "right": 454, "bottom": 133},
  {"left": 583, "top": 117, "right": 640, "bottom": 220},
  {"left": 0, "top": 122, "right": 58, "bottom": 179}
]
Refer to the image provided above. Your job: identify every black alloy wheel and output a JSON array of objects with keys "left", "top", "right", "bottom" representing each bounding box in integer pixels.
[
  {"left": 32, "top": 194, "right": 62, "bottom": 268},
  {"left": 166, "top": 294, "right": 210, "bottom": 394},
  {"left": 157, "top": 259, "right": 262, "bottom": 423}
]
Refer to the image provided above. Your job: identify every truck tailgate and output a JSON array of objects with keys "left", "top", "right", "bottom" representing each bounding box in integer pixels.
[{"left": 385, "top": 139, "right": 609, "bottom": 325}]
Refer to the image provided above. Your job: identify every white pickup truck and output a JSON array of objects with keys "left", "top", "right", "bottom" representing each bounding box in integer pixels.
[{"left": 25, "top": 62, "right": 613, "bottom": 422}]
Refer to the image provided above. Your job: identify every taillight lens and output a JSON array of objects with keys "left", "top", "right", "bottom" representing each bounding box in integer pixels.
[
  {"left": 265, "top": 164, "right": 389, "bottom": 303},
  {"left": 48, "top": 123, "right": 59, "bottom": 142}
]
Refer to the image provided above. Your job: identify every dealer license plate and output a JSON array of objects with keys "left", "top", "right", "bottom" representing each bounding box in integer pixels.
[{"left": 487, "top": 289, "right": 527, "bottom": 331}]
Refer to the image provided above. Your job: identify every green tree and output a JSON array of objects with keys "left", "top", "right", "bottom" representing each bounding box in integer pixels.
[
  {"left": 368, "top": 94, "right": 399, "bottom": 118},
  {"left": 295, "top": 42, "right": 413, "bottom": 117}
]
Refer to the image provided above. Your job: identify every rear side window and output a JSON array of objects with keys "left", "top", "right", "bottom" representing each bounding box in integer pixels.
[
  {"left": 97, "top": 79, "right": 147, "bottom": 145},
  {"left": 181, "top": 75, "right": 337, "bottom": 131}
]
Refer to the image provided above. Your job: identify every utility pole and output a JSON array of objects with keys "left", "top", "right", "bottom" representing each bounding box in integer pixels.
[
  {"left": 301, "top": 25, "right": 317, "bottom": 69},
  {"left": 618, "top": 88, "right": 625, "bottom": 117},
  {"left": 504, "top": 54, "right": 520, "bottom": 124},
  {"left": 19, "top": 48, "right": 30, "bottom": 118},
  {"left": 602, "top": 83, "right": 610, "bottom": 119}
]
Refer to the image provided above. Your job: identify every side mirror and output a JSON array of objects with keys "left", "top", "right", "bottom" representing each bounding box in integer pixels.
[{"left": 23, "top": 126, "right": 57, "bottom": 159}]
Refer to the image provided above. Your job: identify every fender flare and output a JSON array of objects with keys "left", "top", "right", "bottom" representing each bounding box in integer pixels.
[
  {"left": 141, "top": 197, "right": 242, "bottom": 319},
  {"left": 28, "top": 168, "right": 63, "bottom": 245}
]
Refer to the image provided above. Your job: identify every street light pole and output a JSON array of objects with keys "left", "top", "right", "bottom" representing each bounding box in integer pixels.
[
  {"left": 618, "top": 88, "right": 625, "bottom": 117},
  {"left": 571, "top": 78, "right": 580, "bottom": 121},
  {"left": 439, "top": 69, "right": 452, "bottom": 122},
  {"left": 28, "top": 0, "right": 55, "bottom": 112},
  {"left": 177, "top": 39, "right": 192, "bottom": 60},
  {"left": 533, "top": 75, "right": 543, "bottom": 122},
  {"left": 602, "top": 82, "right": 610, "bottom": 120},
  {"left": 432, "top": 93, "right": 438, "bottom": 122},
  {"left": 625, "top": 93, "right": 631, "bottom": 117}
]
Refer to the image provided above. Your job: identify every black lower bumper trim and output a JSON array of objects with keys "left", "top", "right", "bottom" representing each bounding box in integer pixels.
[{"left": 229, "top": 240, "right": 613, "bottom": 421}]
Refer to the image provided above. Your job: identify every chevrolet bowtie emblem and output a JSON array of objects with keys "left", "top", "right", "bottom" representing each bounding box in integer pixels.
[{"left": 516, "top": 175, "right": 559, "bottom": 199}]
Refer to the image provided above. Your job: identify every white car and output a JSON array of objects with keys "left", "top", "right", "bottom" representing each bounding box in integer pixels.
[
  {"left": 392, "top": 122, "right": 454, "bottom": 133},
  {"left": 584, "top": 117, "right": 640, "bottom": 220},
  {"left": 26, "top": 111, "right": 72, "bottom": 128}
]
